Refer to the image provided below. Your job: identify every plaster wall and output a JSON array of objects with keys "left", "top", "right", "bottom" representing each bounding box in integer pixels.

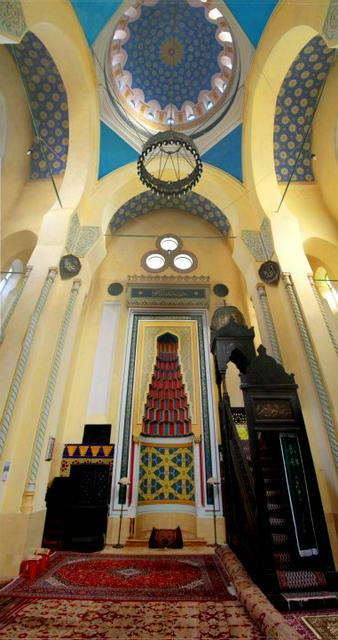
[
  {"left": 0, "top": 46, "right": 31, "bottom": 221},
  {"left": 59, "top": 208, "right": 251, "bottom": 453}
]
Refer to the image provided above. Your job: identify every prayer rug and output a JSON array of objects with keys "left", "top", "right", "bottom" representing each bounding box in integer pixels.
[
  {"left": 0, "top": 553, "right": 236, "bottom": 602},
  {"left": 284, "top": 609, "right": 338, "bottom": 639},
  {"left": 0, "top": 597, "right": 265, "bottom": 639}
]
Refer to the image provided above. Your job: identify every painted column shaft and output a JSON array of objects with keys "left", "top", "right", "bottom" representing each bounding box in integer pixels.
[
  {"left": 256, "top": 282, "right": 282, "bottom": 364},
  {"left": 26, "top": 279, "right": 81, "bottom": 492},
  {"left": 0, "top": 268, "right": 57, "bottom": 457},
  {"left": 282, "top": 272, "right": 338, "bottom": 472}
]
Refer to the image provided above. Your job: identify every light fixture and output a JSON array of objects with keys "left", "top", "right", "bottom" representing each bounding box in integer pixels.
[{"left": 137, "top": 130, "right": 203, "bottom": 197}]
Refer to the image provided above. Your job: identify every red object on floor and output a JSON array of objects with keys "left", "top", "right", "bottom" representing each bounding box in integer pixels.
[
  {"left": 20, "top": 557, "right": 41, "bottom": 581},
  {"left": 36, "top": 554, "right": 48, "bottom": 572}
]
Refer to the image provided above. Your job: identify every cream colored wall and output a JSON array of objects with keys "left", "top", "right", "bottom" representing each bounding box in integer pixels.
[
  {"left": 0, "top": 46, "right": 31, "bottom": 221},
  {"left": 312, "top": 58, "right": 338, "bottom": 219},
  {"left": 59, "top": 208, "right": 252, "bottom": 452},
  {"left": 0, "top": 0, "right": 337, "bottom": 575}
]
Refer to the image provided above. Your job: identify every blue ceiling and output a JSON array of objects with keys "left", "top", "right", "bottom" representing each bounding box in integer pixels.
[
  {"left": 123, "top": 0, "right": 222, "bottom": 109},
  {"left": 71, "top": 0, "right": 279, "bottom": 182},
  {"left": 274, "top": 35, "right": 335, "bottom": 183},
  {"left": 71, "top": 0, "right": 278, "bottom": 49}
]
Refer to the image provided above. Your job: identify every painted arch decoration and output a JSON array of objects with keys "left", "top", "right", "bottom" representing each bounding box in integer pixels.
[
  {"left": 11, "top": 31, "right": 69, "bottom": 179},
  {"left": 274, "top": 35, "right": 335, "bottom": 183},
  {"left": 109, "top": 191, "right": 230, "bottom": 236}
]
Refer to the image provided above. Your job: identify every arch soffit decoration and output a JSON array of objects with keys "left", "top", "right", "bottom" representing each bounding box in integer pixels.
[
  {"left": 14, "top": 1, "right": 100, "bottom": 215},
  {"left": 93, "top": 161, "right": 259, "bottom": 236},
  {"left": 243, "top": 0, "right": 333, "bottom": 218},
  {"left": 109, "top": 190, "right": 230, "bottom": 236}
]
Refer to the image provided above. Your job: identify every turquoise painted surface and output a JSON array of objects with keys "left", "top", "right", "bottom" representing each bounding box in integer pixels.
[
  {"left": 71, "top": 0, "right": 123, "bottom": 46},
  {"left": 202, "top": 125, "right": 243, "bottom": 182},
  {"left": 225, "top": 0, "right": 278, "bottom": 47},
  {"left": 99, "top": 121, "right": 138, "bottom": 179}
]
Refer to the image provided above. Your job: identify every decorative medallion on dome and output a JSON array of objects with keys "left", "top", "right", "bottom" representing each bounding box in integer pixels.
[{"left": 108, "top": 0, "right": 236, "bottom": 130}]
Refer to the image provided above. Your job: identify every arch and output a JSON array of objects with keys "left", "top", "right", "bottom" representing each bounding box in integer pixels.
[
  {"left": 304, "top": 237, "right": 338, "bottom": 278},
  {"left": 23, "top": 1, "right": 100, "bottom": 212},
  {"left": 243, "top": 0, "right": 328, "bottom": 216},
  {"left": 109, "top": 190, "right": 230, "bottom": 236},
  {"left": 12, "top": 31, "right": 69, "bottom": 181},
  {"left": 1, "top": 230, "right": 38, "bottom": 271},
  {"left": 273, "top": 35, "right": 335, "bottom": 184},
  {"left": 90, "top": 161, "right": 258, "bottom": 236}
]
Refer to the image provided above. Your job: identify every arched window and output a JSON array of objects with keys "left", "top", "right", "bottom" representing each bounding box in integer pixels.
[
  {"left": 314, "top": 266, "right": 338, "bottom": 314},
  {"left": 0, "top": 259, "right": 24, "bottom": 311}
]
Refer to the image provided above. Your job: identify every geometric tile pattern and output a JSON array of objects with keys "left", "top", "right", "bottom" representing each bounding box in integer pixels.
[
  {"left": 274, "top": 35, "right": 335, "bottom": 182},
  {"left": 110, "top": 191, "right": 230, "bottom": 236},
  {"left": 123, "top": 0, "right": 222, "bottom": 109},
  {"left": 139, "top": 443, "right": 194, "bottom": 504},
  {"left": 11, "top": 31, "right": 68, "bottom": 179}
]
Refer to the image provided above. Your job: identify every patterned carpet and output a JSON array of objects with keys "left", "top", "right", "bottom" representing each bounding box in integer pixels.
[
  {"left": 283, "top": 609, "right": 338, "bottom": 640},
  {"left": 0, "top": 553, "right": 235, "bottom": 602},
  {"left": 0, "top": 597, "right": 266, "bottom": 639}
]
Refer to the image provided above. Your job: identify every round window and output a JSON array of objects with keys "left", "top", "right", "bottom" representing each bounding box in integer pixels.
[
  {"left": 145, "top": 253, "right": 166, "bottom": 270},
  {"left": 160, "top": 236, "right": 179, "bottom": 252},
  {"left": 173, "top": 254, "right": 194, "bottom": 271}
]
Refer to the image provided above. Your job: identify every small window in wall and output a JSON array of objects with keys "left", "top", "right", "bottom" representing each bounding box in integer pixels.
[
  {"left": 0, "top": 259, "right": 23, "bottom": 302},
  {"left": 0, "top": 265, "right": 13, "bottom": 294},
  {"left": 141, "top": 235, "right": 197, "bottom": 273},
  {"left": 314, "top": 267, "right": 338, "bottom": 313}
]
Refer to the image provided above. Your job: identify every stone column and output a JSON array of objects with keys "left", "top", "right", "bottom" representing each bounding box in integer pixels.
[
  {"left": 256, "top": 282, "right": 282, "bottom": 364},
  {"left": 0, "top": 268, "right": 57, "bottom": 457},
  {"left": 282, "top": 272, "right": 338, "bottom": 472},
  {"left": 21, "top": 279, "right": 81, "bottom": 513}
]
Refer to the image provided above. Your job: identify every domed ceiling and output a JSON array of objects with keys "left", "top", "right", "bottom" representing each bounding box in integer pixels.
[
  {"left": 72, "top": 0, "right": 277, "bottom": 179},
  {"left": 109, "top": 0, "right": 236, "bottom": 129}
]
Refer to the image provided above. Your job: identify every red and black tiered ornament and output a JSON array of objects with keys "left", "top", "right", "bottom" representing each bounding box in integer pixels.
[{"left": 142, "top": 333, "right": 191, "bottom": 437}]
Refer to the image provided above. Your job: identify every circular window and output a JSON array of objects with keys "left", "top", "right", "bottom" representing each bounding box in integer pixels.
[
  {"left": 159, "top": 236, "right": 179, "bottom": 252},
  {"left": 173, "top": 253, "right": 194, "bottom": 271},
  {"left": 145, "top": 253, "right": 166, "bottom": 271}
]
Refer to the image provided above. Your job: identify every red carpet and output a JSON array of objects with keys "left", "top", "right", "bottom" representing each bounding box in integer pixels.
[{"left": 0, "top": 553, "right": 236, "bottom": 602}]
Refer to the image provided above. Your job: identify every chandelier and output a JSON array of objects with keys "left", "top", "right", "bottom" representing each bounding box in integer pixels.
[{"left": 137, "top": 130, "right": 203, "bottom": 197}]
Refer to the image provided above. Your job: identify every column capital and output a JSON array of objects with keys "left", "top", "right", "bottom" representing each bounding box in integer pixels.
[{"left": 256, "top": 282, "right": 266, "bottom": 296}]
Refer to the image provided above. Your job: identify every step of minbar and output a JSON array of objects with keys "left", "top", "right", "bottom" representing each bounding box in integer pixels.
[
  {"left": 269, "top": 516, "right": 287, "bottom": 528},
  {"left": 266, "top": 490, "right": 282, "bottom": 498},
  {"left": 125, "top": 538, "right": 207, "bottom": 548},
  {"left": 267, "top": 503, "right": 285, "bottom": 512},
  {"left": 272, "top": 533, "right": 289, "bottom": 546},
  {"left": 276, "top": 569, "right": 327, "bottom": 591},
  {"left": 273, "top": 551, "right": 291, "bottom": 568}
]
